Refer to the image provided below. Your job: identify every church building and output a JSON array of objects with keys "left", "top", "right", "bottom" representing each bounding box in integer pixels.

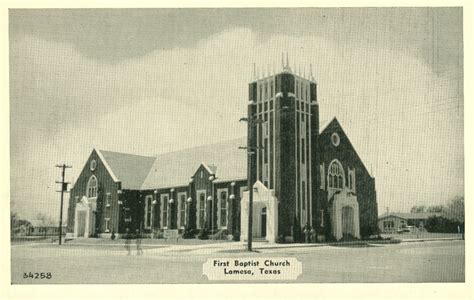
[{"left": 66, "top": 59, "right": 379, "bottom": 243}]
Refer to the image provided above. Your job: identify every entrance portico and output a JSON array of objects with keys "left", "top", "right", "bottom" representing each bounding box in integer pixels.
[
  {"left": 73, "top": 196, "right": 97, "bottom": 238},
  {"left": 240, "top": 181, "right": 278, "bottom": 243},
  {"left": 329, "top": 187, "right": 360, "bottom": 240}
]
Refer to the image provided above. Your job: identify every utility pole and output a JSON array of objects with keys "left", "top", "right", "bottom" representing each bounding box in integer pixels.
[
  {"left": 56, "top": 164, "right": 72, "bottom": 245},
  {"left": 239, "top": 116, "right": 264, "bottom": 252}
]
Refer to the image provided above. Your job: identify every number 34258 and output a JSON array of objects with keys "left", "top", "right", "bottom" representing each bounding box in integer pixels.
[{"left": 23, "top": 272, "right": 52, "bottom": 279}]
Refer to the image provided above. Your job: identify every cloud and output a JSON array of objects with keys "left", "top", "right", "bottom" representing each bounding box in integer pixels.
[{"left": 10, "top": 25, "right": 463, "bottom": 220}]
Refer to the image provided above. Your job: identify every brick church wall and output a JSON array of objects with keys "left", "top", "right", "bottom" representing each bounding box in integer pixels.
[
  {"left": 67, "top": 150, "right": 120, "bottom": 235},
  {"left": 318, "top": 120, "right": 379, "bottom": 238}
]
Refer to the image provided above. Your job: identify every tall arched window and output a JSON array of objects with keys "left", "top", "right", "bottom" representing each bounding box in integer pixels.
[
  {"left": 218, "top": 189, "right": 228, "bottom": 228},
  {"left": 86, "top": 175, "right": 98, "bottom": 198},
  {"left": 328, "top": 160, "right": 345, "bottom": 189}
]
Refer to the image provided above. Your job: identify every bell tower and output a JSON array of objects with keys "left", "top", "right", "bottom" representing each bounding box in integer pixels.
[{"left": 248, "top": 56, "right": 320, "bottom": 239}]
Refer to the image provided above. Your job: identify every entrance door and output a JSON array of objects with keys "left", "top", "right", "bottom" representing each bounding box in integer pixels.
[
  {"left": 77, "top": 211, "right": 87, "bottom": 237},
  {"left": 341, "top": 206, "right": 354, "bottom": 237},
  {"left": 170, "top": 201, "right": 177, "bottom": 229},
  {"left": 261, "top": 207, "right": 267, "bottom": 237},
  {"left": 196, "top": 190, "right": 206, "bottom": 229}
]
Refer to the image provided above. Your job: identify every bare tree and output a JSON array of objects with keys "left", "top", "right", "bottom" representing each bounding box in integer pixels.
[
  {"left": 444, "top": 196, "right": 464, "bottom": 223},
  {"left": 36, "top": 213, "right": 55, "bottom": 226},
  {"left": 410, "top": 205, "right": 426, "bottom": 213},
  {"left": 427, "top": 205, "right": 445, "bottom": 213}
]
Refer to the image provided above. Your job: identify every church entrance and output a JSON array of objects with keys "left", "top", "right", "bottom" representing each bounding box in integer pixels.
[
  {"left": 240, "top": 181, "right": 278, "bottom": 243},
  {"left": 261, "top": 207, "right": 267, "bottom": 237},
  {"left": 341, "top": 206, "right": 354, "bottom": 238},
  {"left": 76, "top": 211, "right": 87, "bottom": 237},
  {"left": 329, "top": 187, "right": 360, "bottom": 241},
  {"left": 73, "top": 196, "right": 97, "bottom": 238}
]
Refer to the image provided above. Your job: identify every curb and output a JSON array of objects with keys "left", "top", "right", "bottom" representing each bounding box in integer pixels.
[
  {"left": 400, "top": 237, "right": 463, "bottom": 243},
  {"left": 252, "top": 237, "right": 463, "bottom": 250}
]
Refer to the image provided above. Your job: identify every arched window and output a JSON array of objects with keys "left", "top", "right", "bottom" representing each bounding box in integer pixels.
[
  {"left": 144, "top": 195, "right": 153, "bottom": 230},
  {"left": 328, "top": 160, "right": 345, "bottom": 189},
  {"left": 86, "top": 175, "right": 98, "bottom": 198},
  {"left": 218, "top": 189, "right": 228, "bottom": 228}
]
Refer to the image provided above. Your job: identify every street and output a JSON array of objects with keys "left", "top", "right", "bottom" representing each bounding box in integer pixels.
[{"left": 11, "top": 240, "right": 464, "bottom": 284}]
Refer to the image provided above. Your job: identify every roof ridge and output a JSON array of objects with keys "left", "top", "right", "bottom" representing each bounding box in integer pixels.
[
  {"left": 154, "top": 137, "right": 246, "bottom": 157},
  {"left": 98, "top": 149, "right": 157, "bottom": 159}
]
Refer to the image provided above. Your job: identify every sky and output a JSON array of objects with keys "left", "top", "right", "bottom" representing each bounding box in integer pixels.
[{"left": 9, "top": 8, "right": 463, "bottom": 221}]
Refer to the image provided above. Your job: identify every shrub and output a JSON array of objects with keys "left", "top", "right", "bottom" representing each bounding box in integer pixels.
[
  {"left": 426, "top": 216, "right": 463, "bottom": 233},
  {"left": 276, "top": 235, "right": 286, "bottom": 243},
  {"left": 198, "top": 227, "right": 209, "bottom": 240},
  {"left": 211, "top": 229, "right": 229, "bottom": 240},
  {"left": 182, "top": 225, "right": 195, "bottom": 239},
  {"left": 153, "top": 229, "right": 164, "bottom": 239},
  {"left": 111, "top": 231, "right": 116, "bottom": 240},
  {"left": 233, "top": 230, "right": 240, "bottom": 241},
  {"left": 360, "top": 225, "right": 380, "bottom": 239},
  {"left": 325, "top": 234, "right": 338, "bottom": 243}
]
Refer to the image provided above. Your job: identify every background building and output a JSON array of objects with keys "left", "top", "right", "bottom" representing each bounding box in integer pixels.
[{"left": 378, "top": 212, "right": 441, "bottom": 233}]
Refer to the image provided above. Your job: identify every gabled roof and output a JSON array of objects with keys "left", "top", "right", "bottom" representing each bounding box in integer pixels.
[
  {"left": 95, "top": 117, "right": 370, "bottom": 191},
  {"left": 319, "top": 117, "right": 372, "bottom": 176},
  {"left": 201, "top": 163, "right": 217, "bottom": 175},
  {"left": 140, "top": 137, "right": 247, "bottom": 190},
  {"left": 319, "top": 117, "right": 336, "bottom": 134},
  {"left": 378, "top": 212, "right": 442, "bottom": 220},
  {"left": 97, "top": 150, "right": 156, "bottom": 190}
]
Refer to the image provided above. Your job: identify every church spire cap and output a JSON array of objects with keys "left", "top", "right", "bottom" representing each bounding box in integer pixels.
[
  {"left": 282, "top": 53, "right": 292, "bottom": 73},
  {"left": 310, "top": 64, "right": 315, "bottom": 81}
]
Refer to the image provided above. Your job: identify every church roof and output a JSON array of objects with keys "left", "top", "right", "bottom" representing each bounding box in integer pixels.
[
  {"left": 319, "top": 117, "right": 373, "bottom": 177},
  {"left": 140, "top": 137, "right": 247, "bottom": 190},
  {"left": 97, "top": 150, "right": 156, "bottom": 190},
  {"left": 95, "top": 118, "right": 368, "bottom": 191},
  {"left": 319, "top": 117, "right": 336, "bottom": 134}
]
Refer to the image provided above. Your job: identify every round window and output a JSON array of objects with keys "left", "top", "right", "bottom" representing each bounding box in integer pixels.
[
  {"left": 331, "top": 132, "right": 340, "bottom": 147},
  {"left": 90, "top": 159, "right": 97, "bottom": 171}
]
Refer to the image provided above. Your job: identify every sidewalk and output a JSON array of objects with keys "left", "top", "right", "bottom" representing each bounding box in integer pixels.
[
  {"left": 240, "top": 235, "right": 464, "bottom": 251},
  {"left": 37, "top": 235, "right": 463, "bottom": 257},
  {"left": 399, "top": 237, "right": 463, "bottom": 243}
]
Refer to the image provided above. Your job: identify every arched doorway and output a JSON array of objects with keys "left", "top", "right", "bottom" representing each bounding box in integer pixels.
[
  {"left": 240, "top": 180, "right": 278, "bottom": 243},
  {"left": 74, "top": 196, "right": 96, "bottom": 238},
  {"left": 341, "top": 206, "right": 354, "bottom": 238},
  {"left": 76, "top": 210, "right": 87, "bottom": 237},
  {"left": 261, "top": 207, "right": 267, "bottom": 237},
  {"left": 329, "top": 188, "right": 360, "bottom": 240}
]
